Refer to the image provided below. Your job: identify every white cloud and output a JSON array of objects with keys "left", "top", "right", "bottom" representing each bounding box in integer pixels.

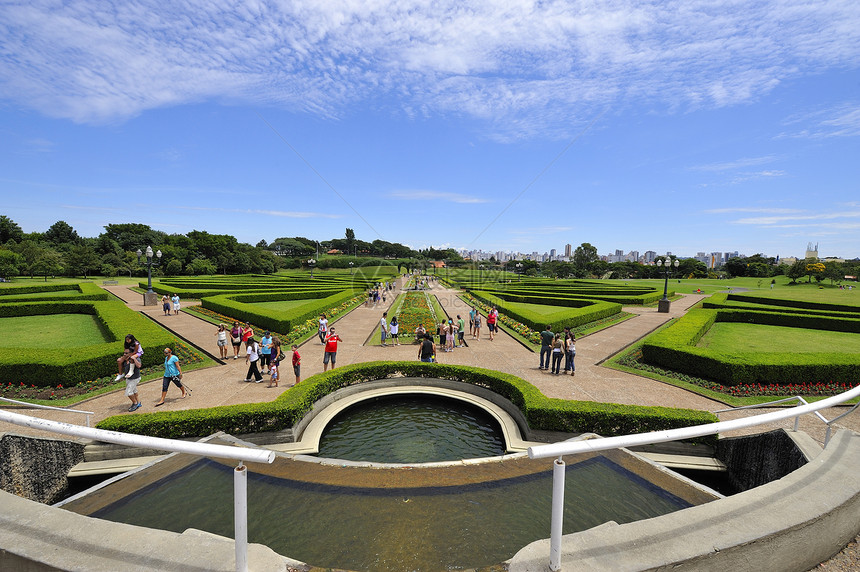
[
  {"left": 389, "top": 190, "right": 489, "bottom": 204},
  {"left": 1, "top": 0, "right": 860, "bottom": 137},
  {"left": 691, "top": 156, "right": 779, "bottom": 172}
]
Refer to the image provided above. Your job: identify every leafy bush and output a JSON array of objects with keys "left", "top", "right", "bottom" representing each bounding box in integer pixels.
[{"left": 96, "top": 361, "right": 717, "bottom": 440}]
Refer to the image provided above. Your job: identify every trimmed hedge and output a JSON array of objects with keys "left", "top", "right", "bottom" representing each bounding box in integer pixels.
[
  {"left": 96, "top": 361, "right": 717, "bottom": 440},
  {"left": 468, "top": 290, "right": 621, "bottom": 331},
  {"left": 0, "top": 283, "right": 109, "bottom": 302},
  {"left": 201, "top": 288, "right": 360, "bottom": 334},
  {"left": 704, "top": 293, "right": 860, "bottom": 318},
  {"left": 0, "top": 301, "right": 177, "bottom": 386},
  {"left": 641, "top": 308, "right": 860, "bottom": 386}
]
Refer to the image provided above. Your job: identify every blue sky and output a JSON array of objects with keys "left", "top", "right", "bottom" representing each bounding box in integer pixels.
[{"left": 1, "top": 0, "right": 859, "bottom": 259}]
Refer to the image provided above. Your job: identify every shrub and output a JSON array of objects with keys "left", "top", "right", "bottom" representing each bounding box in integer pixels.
[{"left": 96, "top": 361, "right": 717, "bottom": 440}]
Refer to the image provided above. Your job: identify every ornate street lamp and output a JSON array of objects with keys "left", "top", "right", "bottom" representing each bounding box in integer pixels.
[
  {"left": 479, "top": 264, "right": 484, "bottom": 282},
  {"left": 516, "top": 262, "right": 523, "bottom": 282},
  {"left": 656, "top": 258, "right": 680, "bottom": 313},
  {"left": 349, "top": 261, "right": 354, "bottom": 275},
  {"left": 136, "top": 246, "right": 162, "bottom": 306},
  {"left": 308, "top": 258, "right": 317, "bottom": 279}
]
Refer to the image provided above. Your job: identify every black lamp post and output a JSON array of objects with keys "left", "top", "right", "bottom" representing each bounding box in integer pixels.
[
  {"left": 308, "top": 258, "right": 316, "bottom": 279},
  {"left": 349, "top": 261, "right": 354, "bottom": 275},
  {"left": 136, "top": 246, "right": 162, "bottom": 306},
  {"left": 656, "top": 258, "right": 680, "bottom": 313},
  {"left": 479, "top": 264, "right": 484, "bottom": 282},
  {"left": 516, "top": 262, "right": 523, "bottom": 282}
]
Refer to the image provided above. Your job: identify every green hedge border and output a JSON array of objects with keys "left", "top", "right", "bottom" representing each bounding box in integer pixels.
[
  {"left": 0, "top": 301, "right": 178, "bottom": 387},
  {"left": 96, "top": 361, "right": 717, "bottom": 440},
  {"left": 641, "top": 308, "right": 860, "bottom": 386},
  {"left": 468, "top": 290, "right": 621, "bottom": 332},
  {"left": 0, "top": 283, "right": 109, "bottom": 302}
]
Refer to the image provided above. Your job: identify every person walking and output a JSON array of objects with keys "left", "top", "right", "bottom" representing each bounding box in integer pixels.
[
  {"left": 380, "top": 312, "right": 389, "bottom": 346},
  {"left": 120, "top": 348, "right": 142, "bottom": 412},
  {"left": 551, "top": 333, "right": 564, "bottom": 375},
  {"left": 156, "top": 346, "right": 187, "bottom": 406},
  {"left": 171, "top": 293, "right": 181, "bottom": 315},
  {"left": 243, "top": 338, "right": 263, "bottom": 383},
  {"left": 539, "top": 325, "right": 554, "bottom": 370},
  {"left": 487, "top": 307, "right": 498, "bottom": 341},
  {"left": 469, "top": 306, "right": 477, "bottom": 336},
  {"left": 230, "top": 321, "right": 243, "bottom": 359},
  {"left": 418, "top": 333, "right": 436, "bottom": 362},
  {"left": 390, "top": 316, "right": 400, "bottom": 346},
  {"left": 161, "top": 294, "right": 170, "bottom": 316},
  {"left": 473, "top": 312, "right": 482, "bottom": 340},
  {"left": 446, "top": 319, "right": 455, "bottom": 352},
  {"left": 259, "top": 331, "right": 273, "bottom": 374},
  {"left": 291, "top": 344, "right": 301, "bottom": 385},
  {"left": 565, "top": 332, "right": 576, "bottom": 376},
  {"left": 318, "top": 314, "right": 328, "bottom": 344},
  {"left": 215, "top": 323, "right": 229, "bottom": 359},
  {"left": 323, "top": 327, "right": 342, "bottom": 371},
  {"left": 115, "top": 334, "right": 143, "bottom": 381},
  {"left": 456, "top": 315, "right": 466, "bottom": 347}
]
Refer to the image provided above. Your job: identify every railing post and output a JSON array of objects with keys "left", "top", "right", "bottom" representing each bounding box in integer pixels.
[
  {"left": 550, "top": 456, "right": 565, "bottom": 571},
  {"left": 234, "top": 462, "right": 248, "bottom": 572}
]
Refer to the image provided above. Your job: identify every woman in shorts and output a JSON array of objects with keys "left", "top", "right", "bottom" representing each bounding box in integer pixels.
[
  {"left": 230, "top": 321, "right": 243, "bottom": 359},
  {"left": 215, "top": 323, "right": 229, "bottom": 359}
]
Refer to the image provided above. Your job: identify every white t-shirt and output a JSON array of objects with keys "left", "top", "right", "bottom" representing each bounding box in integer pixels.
[
  {"left": 390, "top": 322, "right": 399, "bottom": 335},
  {"left": 319, "top": 318, "right": 328, "bottom": 332},
  {"left": 247, "top": 343, "right": 259, "bottom": 361},
  {"left": 380, "top": 317, "right": 387, "bottom": 332}
]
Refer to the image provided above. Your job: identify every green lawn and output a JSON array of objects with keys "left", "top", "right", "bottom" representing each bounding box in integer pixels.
[
  {"left": 0, "top": 289, "right": 86, "bottom": 299},
  {"left": 0, "top": 314, "right": 111, "bottom": 348},
  {"left": 696, "top": 322, "right": 860, "bottom": 354},
  {"left": 505, "top": 301, "right": 566, "bottom": 316},
  {"left": 248, "top": 299, "right": 321, "bottom": 312}
]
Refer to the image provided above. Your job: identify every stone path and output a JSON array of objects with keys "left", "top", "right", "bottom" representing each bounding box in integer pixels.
[{"left": 1, "top": 281, "right": 858, "bottom": 446}]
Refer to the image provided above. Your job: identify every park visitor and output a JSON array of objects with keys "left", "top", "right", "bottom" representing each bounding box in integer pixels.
[
  {"left": 243, "top": 338, "right": 263, "bottom": 383},
  {"left": 260, "top": 331, "right": 273, "bottom": 374},
  {"left": 446, "top": 319, "right": 455, "bottom": 352},
  {"left": 161, "top": 294, "right": 170, "bottom": 316},
  {"left": 323, "top": 327, "right": 342, "bottom": 371},
  {"left": 120, "top": 348, "right": 142, "bottom": 412},
  {"left": 415, "top": 323, "right": 426, "bottom": 342},
  {"left": 456, "top": 315, "right": 466, "bottom": 347},
  {"left": 551, "top": 333, "right": 564, "bottom": 374},
  {"left": 171, "top": 293, "right": 181, "bottom": 315},
  {"left": 565, "top": 331, "right": 576, "bottom": 376},
  {"left": 267, "top": 356, "right": 279, "bottom": 388},
  {"left": 291, "top": 344, "right": 301, "bottom": 384},
  {"left": 230, "top": 321, "right": 243, "bottom": 359},
  {"left": 318, "top": 314, "right": 328, "bottom": 344},
  {"left": 487, "top": 307, "right": 498, "bottom": 341},
  {"left": 380, "top": 312, "right": 389, "bottom": 346},
  {"left": 241, "top": 323, "right": 254, "bottom": 348},
  {"left": 390, "top": 316, "right": 400, "bottom": 345},
  {"left": 215, "top": 323, "right": 229, "bottom": 359},
  {"left": 156, "top": 347, "right": 187, "bottom": 406},
  {"left": 469, "top": 306, "right": 477, "bottom": 336},
  {"left": 115, "top": 334, "right": 143, "bottom": 382},
  {"left": 419, "top": 333, "right": 436, "bottom": 363},
  {"left": 539, "top": 325, "right": 554, "bottom": 370},
  {"left": 473, "top": 312, "right": 482, "bottom": 340}
]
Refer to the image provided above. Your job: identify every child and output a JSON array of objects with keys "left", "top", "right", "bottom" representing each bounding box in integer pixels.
[
  {"left": 390, "top": 316, "right": 400, "bottom": 346},
  {"left": 115, "top": 334, "right": 143, "bottom": 381},
  {"left": 267, "top": 356, "right": 279, "bottom": 388},
  {"left": 291, "top": 344, "right": 301, "bottom": 385}
]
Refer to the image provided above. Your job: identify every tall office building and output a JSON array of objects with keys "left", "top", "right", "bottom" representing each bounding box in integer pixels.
[{"left": 564, "top": 243, "right": 572, "bottom": 257}]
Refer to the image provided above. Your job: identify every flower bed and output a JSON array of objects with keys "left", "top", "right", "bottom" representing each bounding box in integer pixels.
[
  {"left": 618, "top": 348, "right": 858, "bottom": 397},
  {"left": 395, "top": 291, "right": 438, "bottom": 336}
]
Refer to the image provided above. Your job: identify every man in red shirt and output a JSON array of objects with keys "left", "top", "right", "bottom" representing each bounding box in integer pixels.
[
  {"left": 323, "top": 327, "right": 342, "bottom": 371},
  {"left": 291, "top": 344, "right": 301, "bottom": 385}
]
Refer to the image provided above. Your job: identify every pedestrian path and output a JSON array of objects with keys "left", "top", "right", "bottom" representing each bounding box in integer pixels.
[{"left": 2, "top": 281, "right": 857, "bottom": 446}]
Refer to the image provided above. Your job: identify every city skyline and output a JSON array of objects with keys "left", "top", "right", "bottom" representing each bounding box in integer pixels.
[{"left": 1, "top": 2, "right": 859, "bottom": 259}]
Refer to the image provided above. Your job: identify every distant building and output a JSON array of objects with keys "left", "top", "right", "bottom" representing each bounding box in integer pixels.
[
  {"left": 805, "top": 242, "right": 819, "bottom": 260},
  {"left": 564, "top": 243, "right": 572, "bottom": 257},
  {"left": 643, "top": 251, "right": 657, "bottom": 264}
]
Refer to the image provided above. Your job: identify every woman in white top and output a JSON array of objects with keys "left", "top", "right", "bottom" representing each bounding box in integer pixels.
[
  {"left": 318, "top": 314, "right": 328, "bottom": 345},
  {"left": 215, "top": 323, "right": 229, "bottom": 359}
]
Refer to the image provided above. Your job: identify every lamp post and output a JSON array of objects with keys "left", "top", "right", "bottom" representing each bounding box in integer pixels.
[
  {"left": 308, "top": 258, "right": 316, "bottom": 279},
  {"left": 136, "top": 246, "right": 162, "bottom": 306},
  {"left": 480, "top": 264, "right": 484, "bottom": 282},
  {"left": 516, "top": 262, "right": 523, "bottom": 282},
  {"left": 656, "top": 258, "right": 680, "bottom": 313},
  {"left": 349, "top": 261, "right": 354, "bottom": 275}
]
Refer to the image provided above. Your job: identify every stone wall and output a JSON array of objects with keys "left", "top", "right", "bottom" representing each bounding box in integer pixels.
[{"left": 0, "top": 433, "right": 84, "bottom": 504}]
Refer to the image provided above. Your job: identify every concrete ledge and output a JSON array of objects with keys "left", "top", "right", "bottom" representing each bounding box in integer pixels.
[
  {"left": 509, "top": 429, "right": 860, "bottom": 572},
  {"left": 0, "top": 488, "right": 291, "bottom": 572}
]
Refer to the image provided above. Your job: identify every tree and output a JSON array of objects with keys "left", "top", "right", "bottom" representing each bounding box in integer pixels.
[
  {"left": 165, "top": 259, "right": 183, "bottom": 276},
  {"left": 0, "top": 215, "right": 24, "bottom": 244},
  {"left": 572, "top": 243, "right": 598, "bottom": 270},
  {"left": 187, "top": 257, "right": 216, "bottom": 275},
  {"left": 824, "top": 263, "right": 843, "bottom": 285},
  {"left": 806, "top": 262, "right": 825, "bottom": 283},
  {"left": 64, "top": 244, "right": 100, "bottom": 278},
  {"left": 786, "top": 260, "right": 806, "bottom": 283},
  {"left": 725, "top": 257, "right": 748, "bottom": 278},
  {"left": 0, "top": 249, "right": 23, "bottom": 279},
  {"left": 44, "top": 220, "right": 80, "bottom": 245},
  {"left": 345, "top": 228, "right": 355, "bottom": 256},
  {"left": 746, "top": 262, "right": 771, "bottom": 278},
  {"left": 33, "top": 250, "right": 63, "bottom": 281}
]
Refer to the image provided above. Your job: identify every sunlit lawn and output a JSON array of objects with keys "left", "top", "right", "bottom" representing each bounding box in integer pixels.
[
  {"left": 697, "top": 323, "right": 860, "bottom": 354},
  {"left": 249, "top": 299, "right": 321, "bottom": 312},
  {"left": 0, "top": 314, "right": 110, "bottom": 348}
]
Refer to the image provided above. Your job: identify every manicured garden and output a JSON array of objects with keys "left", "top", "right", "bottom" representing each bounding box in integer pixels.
[{"left": 0, "top": 314, "right": 110, "bottom": 348}]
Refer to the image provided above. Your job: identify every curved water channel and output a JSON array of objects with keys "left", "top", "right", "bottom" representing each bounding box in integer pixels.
[{"left": 74, "top": 392, "right": 704, "bottom": 571}]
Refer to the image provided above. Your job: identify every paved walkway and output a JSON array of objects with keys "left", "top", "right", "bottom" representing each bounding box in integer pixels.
[{"left": 1, "top": 281, "right": 857, "bottom": 445}]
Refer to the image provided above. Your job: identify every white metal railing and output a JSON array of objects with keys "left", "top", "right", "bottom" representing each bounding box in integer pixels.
[
  {"left": 528, "top": 384, "right": 860, "bottom": 571},
  {"left": 0, "top": 397, "right": 94, "bottom": 427},
  {"left": 0, "top": 409, "right": 275, "bottom": 572}
]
